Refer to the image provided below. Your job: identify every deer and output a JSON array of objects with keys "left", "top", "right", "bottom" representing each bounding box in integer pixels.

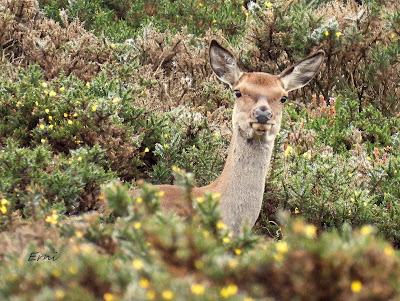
[{"left": 136, "top": 40, "right": 325, "bottom": 234}]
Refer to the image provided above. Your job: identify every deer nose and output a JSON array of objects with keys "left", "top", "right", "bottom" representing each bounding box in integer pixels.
[{"left": 254, "top": 106, "right": 273, "bottom": 124}]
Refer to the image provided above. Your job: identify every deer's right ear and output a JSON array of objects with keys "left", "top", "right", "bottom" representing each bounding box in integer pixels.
[{"left": 209, "top": 40, "right": 242, "bottom": 87}]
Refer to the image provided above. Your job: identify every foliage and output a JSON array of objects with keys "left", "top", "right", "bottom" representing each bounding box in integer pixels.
[
  {"left": 244, "top": 0, "right": 400, "bottom": 114},
  {"left": 39, "top": 0, "right": 246, "bottom": 42},
  {"left": 1, "top": 0, "right": 400, "bottom": 299},
  {"left": 1, "top": 180, "right": 400, "bottom": 300}
]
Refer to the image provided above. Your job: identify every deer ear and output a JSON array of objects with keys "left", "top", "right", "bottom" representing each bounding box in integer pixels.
[
  {"left": 209, "top": 40, "right": 242, "bottom": 87},
  {"left": 279, "top": 50, "right": 325, "bottom": 92}
]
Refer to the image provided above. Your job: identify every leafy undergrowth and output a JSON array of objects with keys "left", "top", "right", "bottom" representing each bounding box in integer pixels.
[
  {"left": 1, "top": 0, "right": 400, "bottom": 300},
  {"left": 1, "top": 180, "right": 400, "bottom": 301}
]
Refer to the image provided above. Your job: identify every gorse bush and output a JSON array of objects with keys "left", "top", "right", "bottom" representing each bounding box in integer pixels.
[
  {"left": 0, "top": 64, "right": 227, "bottom": 214},
  {"left": 1, "top": 180, "right": 400, "bottom": 300},
  {"left": 0, "top": 141, "right": 114, "bottom": 218},
  {"left": 1, "top": 0, "right": 400, "bottom": 299},
  {"left": 259, "top": 96, "right": 400, "bottom": 244},
  {"left": 244, "top": 0, "right": 400, "bottom": 114}
]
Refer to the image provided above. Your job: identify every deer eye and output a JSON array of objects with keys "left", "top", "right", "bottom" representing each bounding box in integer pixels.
[
  {"left": 280, "top": 96, "right": 288, "bottom": 103},
  {"left": 233, "top": 90, "right": 242, "bottom": 98}
]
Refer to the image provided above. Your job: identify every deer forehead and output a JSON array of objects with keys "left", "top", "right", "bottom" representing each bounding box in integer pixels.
[{"left": 234, "top": 72, "right": 286, "bottom": 101}]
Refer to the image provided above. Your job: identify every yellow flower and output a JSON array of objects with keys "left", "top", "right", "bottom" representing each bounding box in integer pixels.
[
  {"left": 360, "top": 225, "right": 373, "bottom": 236},
  {"left": 103, "top": 292, "right": 115, "bottom": 301},
  {"left": 323, "top": 30, "right": 330, "bottom": 37},
  {"left": 191, "top": 283, "right": 205, "bottom": 295},
  {"left": 132, "top": 259, "right": 144, "bottom": 270},
  {"left": 212, "top": 192, "right": 221, "bottom": 200},
  {"left": 91, "top": 104, "right": 98, "bottom": 112},
  {"left": 0, "top": 198, "right": 8, "bottom": 214},
  {"left": 86, "top": 82, "right": 91, "bottom": 88},
  {"left": 304, "top": 224, "right": 317, "bottom": 239},
  {"left": 75, "top": 230, "right": 83, "bottom": 238},
  {"left": 171, "top": 165, "right": 181, "bottom": 173},
  {"left": 49, "top": 90, "right": 57, "bottom": 97},
  {"left": 41, "top": 138, "right": 47, "bottom": 144},
  {"left": 67, "top": 120, "right": 73, "bottom": 125},
  {"left": 212, "top": 19, "right": 217, "bottom": 24},
  {"left": 220, "top": 284, "right": 238, "bottom": 298},
  {"left": 59, "top": 87, "right": 65, "bottom": 93},
  {"left": 275, "top": 241, "right": 289, "bottom": 254},
  {"left": 112, "top": 97, "right": 121, "bottom": 104},
  {"left": 110, "top": 43, "right": 116, "bottom": 49},
  {"left": 133, "top": 222, "right": 142, "bottom": 230},
  {"left": 156, "top": 191, "right": 165, "bottom": 198},
  {"left": 77, "top": 156, "right": 82, "bottom": 162},
  {"left": 303, "top": 151, "right": 312, "bottom": 160},
  {"left": 144, "top": 147, "right": 150, "bottom": 153},
  {"left": 223, "top": 237, "right": 231, "bottom": 244},
  {"left": 234, "top": 248, "right": 242, "bottom": 255},
  {"left": 273, "top": 252, "right": 284, "bottom": 262},
  {"left": 45, "top": 211, "right": 59, "bottom": 225},
  {"left": 39, "top": 124, "right": 45, "bottom": 130},
  {"left": 146, "top": 290, "right": 156, "bottom": 300},
  {"left": 196, "top": 196, "right": 204, "bottom": 203},
  {"left": 284, "top": 145, "right": 294, "bottom": 157},
  {"left": 161, "top": 290, "right": 174, "bottom": 300},
  {"left": 335, "top": 31, "right": 342, "bottom": 38},
  {"left": 45, "top": 108, "right": 50, "bottom": 114},
  {"left": 41, "top": 82, "right": 48, "bottom": 88},
  {"left": 228, "top": 259, "right": 238, "bottom": 269},
  {"left": 55, "top": 289, "right": 65, "bottom": 299},
  {"left": 52, "top": 269, "right": 61, "bottom": 277},
  {"left": 292, "top": 220, "right": 305, "bottom": 233},
  {"left": 48, "top": 115, "right": 53, "bottom": 121},
  {"left": 64, "top": 113, "right": 68, "bottom": 118},
  {"left": 49, "top": 124, "right": 54, "bottom": 130},
  {"left": 135, "top": 197, "right": 143, "bottom": 204},
  {"left": 351, "top": 280, "right": 362, "bottom": 293},
  {"left": 73, "top": 113, "right": 78, "bottom": 117},
  {"left": 384, "top": 245, "right": 395, "bottom": 257},
  {"left": 216, "top": 220, "right": 227, "bottom": 230},
  {"left": 264, "top": 1, "right": 273, "bottom": 8},
  {"left": 294, "top": 207, "right": 300, "bottom": 214},
  {"left": 139, "top": 278, "right": 150, "bottom": 289}
]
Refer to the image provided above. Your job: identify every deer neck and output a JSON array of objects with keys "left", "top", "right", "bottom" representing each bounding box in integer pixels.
[{"left": 210, "top": 129, "right": 277, "bottom": 234}]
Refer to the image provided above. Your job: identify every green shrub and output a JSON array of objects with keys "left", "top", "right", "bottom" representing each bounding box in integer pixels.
[
  {"left": 39, "top": 0, "right": 246, "bottom": 42},
  {"left": 1, "top": 180, "right": 400, "bottom": 300},
  {"left": 259, "top": 98, "right": 400, "bottom": 244},
  {"left": 245, "top": 0, "right": 400, "bottom": 114},
  {"left": 0, "top": 140, "right": 114, "bottom": 218}
]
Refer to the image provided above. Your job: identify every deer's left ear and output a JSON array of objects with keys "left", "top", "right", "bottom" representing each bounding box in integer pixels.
[{"left": 279, "top": 50, "right": 325, "bottom": 92}]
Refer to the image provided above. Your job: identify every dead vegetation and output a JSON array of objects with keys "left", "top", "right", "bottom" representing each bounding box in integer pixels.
[{"left": 0, "top": 0, "right": 113, "bottom": 81}]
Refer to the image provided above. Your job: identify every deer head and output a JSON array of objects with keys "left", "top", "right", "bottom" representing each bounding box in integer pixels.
[{"left": 209, "top": 40, "right": 325, "bottom": 141}]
